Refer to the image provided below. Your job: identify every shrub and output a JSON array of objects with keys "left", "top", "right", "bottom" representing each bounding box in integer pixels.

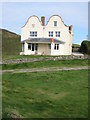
[{"left": 79, "top": 40, "right": 90, "bottom": 54}]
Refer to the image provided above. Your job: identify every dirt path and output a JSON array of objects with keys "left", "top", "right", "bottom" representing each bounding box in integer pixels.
[{"left": 1, "top": 66, "right": 89, "bottom": 74}]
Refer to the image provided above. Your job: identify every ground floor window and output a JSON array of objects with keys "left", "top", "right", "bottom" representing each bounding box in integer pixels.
[
  {"left": 48, "top": 44, "right": 51, "bottom": 49},
  {"left": 28, "top": 43, "right": 31, "bottom": 50},
  {"left": 22, "top": 43, "right": 25, "bottom": 52},
  {"left": 54, "top": 44, "right": 59, "bottom": 50},
  {"left": 35, "top": 43, "right": 38, "bottom": 50},
  {"left": 32, "top": 44, "right": 34, "bottom": 51},
  {"left": 28, "top": 43, "right": 38, "bottom": 51}
]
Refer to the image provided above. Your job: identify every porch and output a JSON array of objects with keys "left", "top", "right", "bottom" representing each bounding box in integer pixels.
[{"left": 20, "top": 38, "right": 65, "bottom": 55}]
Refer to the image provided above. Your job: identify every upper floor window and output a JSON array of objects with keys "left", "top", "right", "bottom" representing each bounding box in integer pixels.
[
  {"left": 30, "top": 31, "right": 37, "bottom": 37},
  {"left": 54, "top": 21, "right": 57, "bottom": 26},
  {"left": 34, "top": 32, "right": 37, "bottom": 37},
  {"left": 55, "top": 31, "right": 60, "bottom": 37},
  {"left": 49, "top": 31, "right": 53, "bottom": 37}
]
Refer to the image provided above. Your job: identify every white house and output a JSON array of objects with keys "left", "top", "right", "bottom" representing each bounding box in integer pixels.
[{"left": 20, "top": 15, "right": 73, "bottom": 55}]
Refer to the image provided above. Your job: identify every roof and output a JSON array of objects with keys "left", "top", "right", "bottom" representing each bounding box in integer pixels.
[
  {"left": 21, "top": 38, "right": 65, "bottom": 44},
  {"left": 22, "top": 15, "right": 72, "bottom": 28}
]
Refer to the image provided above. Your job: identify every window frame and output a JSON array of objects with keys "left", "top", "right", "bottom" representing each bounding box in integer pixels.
[
  {"left": 30, "top": 31, "right": 37, "bottom": 37},
  {"left": 55, "top": 31, "right": 60, "bottom": 37},
  {"left": 54, "top": 21, "right": 57, "bottom": 26},
  {"left": 35, "top": 43, "right": 38, "bottom": 51},
  {"left": 48, "top": 44, "right": 51, "bottom": 49},
  {"left": 28, "top": 43, "right": 31, "bottom": 50},
  {"left": 49, "top": 31, "right": 53, "bottom": 37},
  {"left": 54, "top": 44, "right": 59, "bottom": 50}
]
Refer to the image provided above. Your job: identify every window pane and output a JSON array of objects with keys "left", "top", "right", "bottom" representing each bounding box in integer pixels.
[
  {"left": 49, "top": 32, "right": 50, "bottom": 37},
  {"left": 54, "top": 44, "right": 56, "bottom": 49},
  {"left": 35, "top": 44, "right": 38, "bottom": 50},
  {"left": 56, "top": 31, "right": 60, "bottom": 37},
  {"left": 49, "top": 31, "right": 53, "bottom": 37},
  {"left": 48, "top": 44, "right": 51, "bottom": 49},
  {"left": 35, "top": 32, "right": 37, "bottom": 37},
  {"left": 57, "top": 44, "right": 59, "bottom": 50},
  {"left": 28, "top": 43, "right": 31, "bottom": 50},
  {"left": 51, "top": 32, "right": 53, "bottom": 37},
  {"left": 32, "top": 44, "right": 34, "bottom": 51},
  {"left": 22, "top": 43, "right": 25, "bottom": 52},
  {"left": 54, "top": 21, "right": 57, "bottom": 26},
  {"left": 30, "top": 31, "right": 37, "bottom": 37}
]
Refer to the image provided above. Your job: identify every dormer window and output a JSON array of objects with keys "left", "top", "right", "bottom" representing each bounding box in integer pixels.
[{"left": 54, "top": 21, "right": 57, "bottom": 26}]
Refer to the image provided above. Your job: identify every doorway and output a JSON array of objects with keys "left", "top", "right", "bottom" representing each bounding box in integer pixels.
[{"left": 32, "top": 44, "right": 34, "bottom": 51}]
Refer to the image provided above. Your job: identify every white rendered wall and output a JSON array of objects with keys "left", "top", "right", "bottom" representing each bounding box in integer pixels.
[
  {"left": 23, "top": 42, "right": 51, "bottom": 55},
  {"left": 44, "top": 16, "right": 73, "bottom": 55},
  {"left": 21, "top": 16, "right": 43, "bottom": 41},
  {"left": 38, "top": 44, "right": 51, "bottom": 55}
]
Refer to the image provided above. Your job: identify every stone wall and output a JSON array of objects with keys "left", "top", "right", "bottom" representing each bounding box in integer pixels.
[{"left": 2, "top": 55, "right": 88, "bottom": 65}]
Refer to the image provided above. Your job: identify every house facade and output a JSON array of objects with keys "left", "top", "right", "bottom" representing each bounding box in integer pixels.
[{"left": 20, "top": 15, "right": 73, "bottom": 55}]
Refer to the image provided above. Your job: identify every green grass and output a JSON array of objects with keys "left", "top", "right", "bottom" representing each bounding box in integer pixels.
[
  {"left": 2, "top": 54, "right": 74, "bottom": 60},
  {"left": 2, "top": 54, "right": 60, "bottom": 60},
  {"left": 2, "top": 70, "right": 88, "bottom": 118},
  {"left": 2, "top": 59, "right": 88, "bottom": 70}
]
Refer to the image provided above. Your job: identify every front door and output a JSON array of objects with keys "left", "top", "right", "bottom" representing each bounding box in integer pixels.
[{"left": 32, "top": 44, "right": 34, "bottom": 51}]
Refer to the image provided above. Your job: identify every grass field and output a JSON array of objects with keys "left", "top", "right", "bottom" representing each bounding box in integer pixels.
[
  {"left": 2, "top": 70, "right": 88, "bottom": 118},
  {"left": 2, "top": 59, "right": 88, "bottom": 70},
  {"left": 1, "top": 28, "right": 88, "bottom": 118}
]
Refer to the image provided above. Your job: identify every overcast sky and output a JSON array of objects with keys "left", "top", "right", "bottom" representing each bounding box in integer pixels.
[{"left": 1, "top": 2, "right": 88, "bottom": 44}]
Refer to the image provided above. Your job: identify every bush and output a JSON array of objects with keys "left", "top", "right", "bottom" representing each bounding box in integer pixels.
[{"left": 79, "top": 40, "right": 90, "bottom": 54}]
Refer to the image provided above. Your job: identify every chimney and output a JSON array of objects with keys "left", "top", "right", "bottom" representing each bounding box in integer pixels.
[{"left": 41, "top": 16, "right": 45, "bottom": 26}]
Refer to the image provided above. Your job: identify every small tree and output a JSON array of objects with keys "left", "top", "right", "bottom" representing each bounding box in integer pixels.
[{"left": 79, "top": 40, "right": 90, "bottom": 54}]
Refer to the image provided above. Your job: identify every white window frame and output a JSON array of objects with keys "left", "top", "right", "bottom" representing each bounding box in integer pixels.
[
  {"left": 55, "top": 31, "right": 60, "bottom": 37},
  {"left": 22, "top": 43, "right": 25, "bottom": 52},
  {"left": 28, "top": 43, "right": 31, "bottom": 50},
  {"left": 30, "top": 31, "right": 37, "bottom": 37},
  {"left": 49, "top": 31, "right": 53, "bottom": 37},
  {"left": 54, "top": 44, "right": 59, "bottom": 50},
  {"left": 54, "top": 21, "right": 57, "bottom": 26}
]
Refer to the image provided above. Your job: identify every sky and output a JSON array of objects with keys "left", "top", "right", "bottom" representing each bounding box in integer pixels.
[{"left": 1, "top": 2, "right": 88, "bottom": 44}]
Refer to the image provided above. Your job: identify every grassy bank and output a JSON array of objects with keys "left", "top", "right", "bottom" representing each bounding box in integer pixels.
[
  {"left": 2, "top": 70, "right": 88, "bottom": 118},
  {"left": 1, "top": 29, "right": 21, "bottom": 58},
  {"left": 2, "top": 59, "right": 88, "bottom": 70}
]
